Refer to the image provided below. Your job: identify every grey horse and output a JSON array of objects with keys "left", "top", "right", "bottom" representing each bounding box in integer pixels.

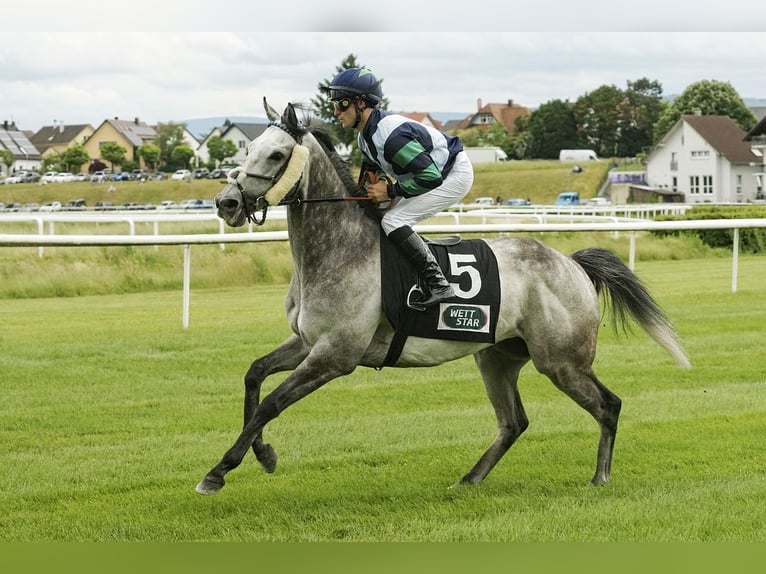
[{"left": 196, "top": 100, "right": 690, "bottom": 495}]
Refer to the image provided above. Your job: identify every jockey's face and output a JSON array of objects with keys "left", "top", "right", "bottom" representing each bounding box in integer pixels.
[{"left": 333, "top": 97, "right": 357, "bottom": 129}]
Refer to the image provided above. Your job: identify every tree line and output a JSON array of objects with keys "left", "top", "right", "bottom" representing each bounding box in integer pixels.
[{"left": 312, "top": 54, "right": 759, "bottom": 162}]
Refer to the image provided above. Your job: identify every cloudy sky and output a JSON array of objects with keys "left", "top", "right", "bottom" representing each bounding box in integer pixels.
[{"left": 3, "top": 4, "right": 764, "bottom": 134}]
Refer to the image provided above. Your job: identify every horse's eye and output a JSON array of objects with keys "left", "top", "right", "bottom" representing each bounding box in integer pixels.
[{"left": 268, "top": 151, "right": 285, "bottom": 162}]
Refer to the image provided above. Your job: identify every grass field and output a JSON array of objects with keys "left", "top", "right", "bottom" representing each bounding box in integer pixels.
[
  {"left": 0, "top": 159, "right": 610, "bottom": 210},
  {"left": 1, "top": 254, "right": 764, "bottom": 542}
]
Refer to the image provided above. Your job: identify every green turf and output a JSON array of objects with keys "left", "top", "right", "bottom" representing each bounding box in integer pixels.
[{"left": 0, "top": 256, "right": 764, "bottom": 541}]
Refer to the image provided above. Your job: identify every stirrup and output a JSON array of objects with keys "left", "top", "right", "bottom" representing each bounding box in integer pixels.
[{"left": 406, "top": 284, "right": 427, "bottom": 312}]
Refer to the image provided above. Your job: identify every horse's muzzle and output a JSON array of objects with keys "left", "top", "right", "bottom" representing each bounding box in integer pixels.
[{"left": 215, "top": 185, "right": 247, "bottom": 227}]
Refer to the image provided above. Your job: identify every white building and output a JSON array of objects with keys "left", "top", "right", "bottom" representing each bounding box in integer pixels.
[{"left": 645, "top": 114, "right": 762, "bottom": 204}]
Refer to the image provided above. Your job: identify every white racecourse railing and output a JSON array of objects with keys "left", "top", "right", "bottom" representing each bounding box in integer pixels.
[{"left": 1, "top": 210, "right": 764, "bottom": 328}]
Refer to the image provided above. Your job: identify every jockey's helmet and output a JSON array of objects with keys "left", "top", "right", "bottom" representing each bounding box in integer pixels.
[{"left": 327, "top": 67, "right": 383, "bottom": 107}]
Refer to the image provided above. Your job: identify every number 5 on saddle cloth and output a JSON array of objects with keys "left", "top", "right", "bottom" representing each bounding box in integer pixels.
[{"left": 378, "top": 233, "right": 501, "bottom": 367}]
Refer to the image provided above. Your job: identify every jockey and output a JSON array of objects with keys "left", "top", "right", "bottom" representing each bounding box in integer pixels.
[{"left": 325, "top": 67, "right": 474, "bottom": 308}]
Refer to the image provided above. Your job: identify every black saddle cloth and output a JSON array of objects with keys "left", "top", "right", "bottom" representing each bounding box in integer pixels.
[{"left": 380, "top": 232, "right": 501, "bottom": 344}]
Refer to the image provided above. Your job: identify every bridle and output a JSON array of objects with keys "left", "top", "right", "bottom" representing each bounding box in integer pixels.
[
  {"left": 232, "top": 121, "right": 389, "bottom": 226},
  {"left": 233, "top": 121, "right": 305, "bottom": 225}
]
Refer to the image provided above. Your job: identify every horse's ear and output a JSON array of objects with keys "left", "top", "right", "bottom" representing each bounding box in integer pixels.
[
  {"left": 282, "top": 103, "right": 300, "bottom": 132},
  {"left": 263, "top": 97, "right": 280, "bottom": 122}
]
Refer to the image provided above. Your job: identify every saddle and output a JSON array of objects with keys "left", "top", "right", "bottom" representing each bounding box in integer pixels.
[{"left": 378, "top": 231, "right": 501, "bottom": 368}]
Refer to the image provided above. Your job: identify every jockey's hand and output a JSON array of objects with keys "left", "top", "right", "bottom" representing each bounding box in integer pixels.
[{"left": 366, "top": 180, "right": 389, "bottom": 204}]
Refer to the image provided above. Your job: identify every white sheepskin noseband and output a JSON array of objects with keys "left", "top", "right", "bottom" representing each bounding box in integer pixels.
[{"left": 264, "top": 144, "right": 309, "bottom": 205}]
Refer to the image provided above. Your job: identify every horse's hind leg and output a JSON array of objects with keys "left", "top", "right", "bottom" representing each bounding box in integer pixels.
[
  {"left": 243, "top": 334, "right": 310, "bottom": 472},
  {"left": 459, "top": 342, "right": 530, "bottom": 486},
  {"left": 544, "top": 364, "right": 622, "bottom": 485}
]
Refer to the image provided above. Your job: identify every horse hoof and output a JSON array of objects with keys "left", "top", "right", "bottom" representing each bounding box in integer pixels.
[
  {"left": 195, "top": 476, "right": 224, "bottom": 495},
  {"left": 256, "top": 443, "right": 278, "bottom": 474}
]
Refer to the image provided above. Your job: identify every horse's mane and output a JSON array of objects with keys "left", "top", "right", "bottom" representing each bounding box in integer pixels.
[{"left": 308, "top": 126, "right": 361, "bottom": 196}]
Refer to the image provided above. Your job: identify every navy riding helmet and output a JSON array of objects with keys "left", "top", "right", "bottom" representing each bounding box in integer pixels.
[{"left": 327, "top": 67, "right": 383, "bottom": 107}]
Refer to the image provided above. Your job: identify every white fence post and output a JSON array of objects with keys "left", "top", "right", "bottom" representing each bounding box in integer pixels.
[{"left": 183, "top": 244, "right": 191, "bottom": 329}]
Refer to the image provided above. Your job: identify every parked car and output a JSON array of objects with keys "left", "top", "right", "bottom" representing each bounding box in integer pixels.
[
  {"left": 41, "top": 171, "right": 58, "bottom": 183},
  {"left": 504, "top": 198, "right": 531, "bottom": 206},
  {"left": 53, "top": 172, "right": 75, "bottom": 183},
  {"left": 208, "top": 168, "right": 230, "bottom": 179},
  {"left": 158, "top": 200, "right": 178, "bottom": 210},
  {"left": 110, "top": 172, "right": 131, "bottom": 181},
  {"left": 554, "top": 191, "right": 581, "bottom": 206},
  {"left": 193, "top": 168, "right": 210, "bottom": 179},
  {"left": 5, "top": 171, "right": 40, "bottom": 184},
  {"left": 586, "top": 197, "right": 611, "bottom": 206},
  {"left": 21, "top": 203, "right": 40, "bottom": 212},
  {"left": 90, "top": 171, "right": 108, "bottom": 182},
  {"left": 171, "top": 169, "right": 192, "bottom": 181},
  {"left": 473, "top": 197, "right": 497, "bottom": 206},
  {"left": 72, "top": 173, "right": 89, "bottom": 182},
  {"left": 130, "top": 169, "right": 148, "bottom": 181},
  {"left": 94, "top": 201, "right": 115, "bottom": 211},
  {"left": 40, "top": 201, "right": 62, "bottom": 212},
  {"left": 4, "top": 202, "right": 23, "bottom": 212},
  {"left": 180, "top": 199, "right": 214, "bottom": 210},
  {"left": 63, "top": 198, "right": 87, "bottom": 211}
]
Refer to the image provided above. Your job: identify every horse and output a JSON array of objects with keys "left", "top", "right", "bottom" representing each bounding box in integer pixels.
[{"left": 196, "top": 99, "right": 691, "bottom": 496}]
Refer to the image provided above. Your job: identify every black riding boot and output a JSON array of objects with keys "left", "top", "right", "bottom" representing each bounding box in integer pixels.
[{"left": 389, "top": 226, "right": 455, "bottom": 308}]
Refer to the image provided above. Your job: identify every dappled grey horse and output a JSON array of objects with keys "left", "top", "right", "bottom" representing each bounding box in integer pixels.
[{"left": 196, "top": 99, "right": 691, "bottom": 495}]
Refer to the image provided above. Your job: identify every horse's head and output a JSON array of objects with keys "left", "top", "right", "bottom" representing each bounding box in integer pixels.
[{"left": 216, "top": 99, "right": 310, "bottom": 227}]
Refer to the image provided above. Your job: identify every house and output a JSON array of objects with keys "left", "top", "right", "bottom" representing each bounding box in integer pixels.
[
  {"left": 201, "top": 122, "right": 269, "bottom": 166},
  {"left": 744, "top": 115, "right": 766, "bottom": 200},
  {"left": 644, "top": 114, "right": 762, "bottom": 204},
  {"left": 30, "top": 123, "right": 94, "bottom": 160},
  {"left": 83, "top": 117, "right": 158, "bottom": 171},
  {"left": 453, "top": 99, "right": 530, "bottom": 135},
  {"left": 398, "top": 112, "right": 443, "bottom": 131},
  {"left": 0, "top": 121, "right": 42, "bottom": 174},
  {"left": 196, "top": 124, "right": 229, "bottom": 166}
]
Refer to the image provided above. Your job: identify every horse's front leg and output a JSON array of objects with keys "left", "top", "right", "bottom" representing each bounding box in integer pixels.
[
  {"left": 243, "top": 334, "right": 310, "bottom": 472},
  {"left": 196, "top": 343, "right": 357, "bottom": 495}
]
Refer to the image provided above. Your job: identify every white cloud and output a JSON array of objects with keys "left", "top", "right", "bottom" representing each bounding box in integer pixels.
[{"left": 1, "top": 31, "right": 764, "bottom": 132}]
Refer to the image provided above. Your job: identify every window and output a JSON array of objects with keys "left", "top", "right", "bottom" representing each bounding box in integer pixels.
[
  {"left": 689, "top": 175, "right": 700, "bottom": 194},
  {"left": 672, "top": 176, "right": 678, "bottom": 192},
  {"left": 736, "top": 174, "right": 742, "bottom": 196},
  {"left": 690, "top": 150, "right": 711, "bottom": 159},
  {"left": 238, "top": 140, "right": 246, "bottom": 149},
  {"left": 702, "top": 175, "right": 713, "bottom": 194}
]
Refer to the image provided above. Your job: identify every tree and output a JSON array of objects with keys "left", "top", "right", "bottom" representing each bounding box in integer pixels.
[
  {"left": 573, "top": 85, "right": 624, "bottom": 158},
  {"left": 60, "top": 144, "right": 90, "bottom": 173},
  {"left": 137, "top": 143, "right": 161, "bottom": 171},
  {"left": 154, "top": 122, "right": 188, "bottom": 169},
  {"left": 206, "top": 135, "right": 238, "bottom": 167},
  {"left": 169, "top": 144, "right": 195, "bottom": 169},
  {"left": 0, "top": 149, "right": 13, "bottom": 173},
  {"left": 312, "top": 53, "right": 389, "bottom": 150},
  {"left": 653, "top": 79, "right": 757, "bottom": 141},
  {"left": 100, "top": 142, "right": 127, "bottom": 171},
  {"left": 618, "top": 78, "right": 666, "bottom": 156},
  {"left": 526, "top": 99, "right": 580, "bottom": 159}
]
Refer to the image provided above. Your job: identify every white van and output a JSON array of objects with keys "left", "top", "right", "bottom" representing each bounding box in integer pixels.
[{"left": 559, "top": 149, "right": 599, "bottom": 162}]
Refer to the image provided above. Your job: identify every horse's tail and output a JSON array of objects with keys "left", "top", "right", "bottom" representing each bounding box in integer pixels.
[{"left": 571, "top": 247, "right": 691, "bottom": 369}]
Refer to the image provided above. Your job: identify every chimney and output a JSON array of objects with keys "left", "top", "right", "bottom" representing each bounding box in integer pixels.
[
  {"left": 477, "top": 98, "right": 483, "bottom": 111},
  {"left": 507, "top": 99, "right": 514, "bottom": 107},
  {"left": 694, "top": 109, "right": 702, "bottom": 116},
  {"left": 59, "top": 122, "right": 64, "bottom": 133},
  {"left": 134, "top": 117, "right": 140, "bottom": 125}
]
